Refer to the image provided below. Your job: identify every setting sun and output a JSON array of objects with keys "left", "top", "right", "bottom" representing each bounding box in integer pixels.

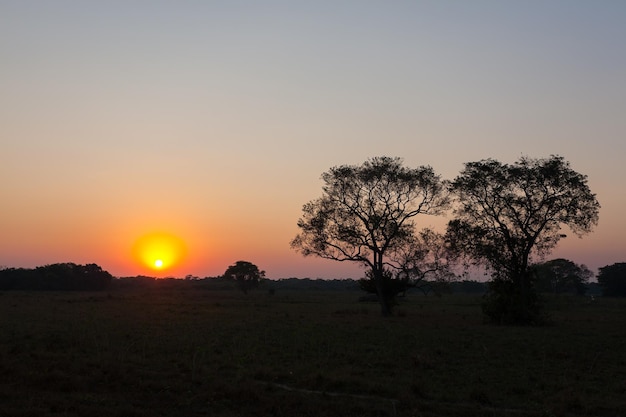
[{"left": 132, "top": 232, "right": 187, "bottom": 273}]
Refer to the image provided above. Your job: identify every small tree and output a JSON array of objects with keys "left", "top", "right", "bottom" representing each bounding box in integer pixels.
[
  {"left": 597, "top": 263, "right": 626, "bottom": 296},
  {"left": 533, "top": 258, "right": 592, "bottom": 295},
  {"left": 446, "top": 155, "right": 600, "bottom": 324},
  {"left": 223, "top": 261, "right": 265, "bottom": 294},
  {"left": 291, "top": 156, "right": 450, "bottom": 316}
]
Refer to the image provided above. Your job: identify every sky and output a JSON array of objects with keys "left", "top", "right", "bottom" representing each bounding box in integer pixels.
[{"left": 1, "top": 1, "right": 625, "bottom": 279}]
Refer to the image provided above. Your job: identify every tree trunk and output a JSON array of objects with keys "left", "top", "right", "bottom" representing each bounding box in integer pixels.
[
  {"left": 373, "top": 268, "right": 393, "bottom": 316},
  {"left": 518, "top": 272, "right": 527, "bottom": 320},
  {"left": 515, "top": 269, "right": 537, "bottom": 323},
  {"left": 378, "top": 294, "right": 393, "bottom": 317}
]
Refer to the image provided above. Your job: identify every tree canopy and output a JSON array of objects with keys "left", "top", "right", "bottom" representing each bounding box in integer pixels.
[
  {"left": 222, "top": 260, "right": 265, "bottom": 294},
  {"left": 0, "top": 263, "right": 113, "bottom": 291},
  {"left": 533, "top": 258, "right": 592, "bottom": 295},
  {"left": 291, "top": 156, "right": 450, "bottom": 315},
  {"left": 446, "top": 155, "right": 600, "bottom": 324},
  {"left": 597, "top": 263, "right": 626, "bottom": 296}
]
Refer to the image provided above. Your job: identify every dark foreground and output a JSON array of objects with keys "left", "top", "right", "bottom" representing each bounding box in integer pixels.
[{"left": 0, "top": 289, "right": 624, "bottom": 417}]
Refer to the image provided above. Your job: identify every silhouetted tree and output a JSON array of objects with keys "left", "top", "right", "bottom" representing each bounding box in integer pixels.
[
  {"left": 597, "top": 263, "right": 626, "bottom": 296},
  {"left": 223, "top": 261, "right": 265, "bottom": 294},
  {"left": 0, "top": 263, "right": 112, "bottom": 291},
  {"left": 533, "top": 258, "right": 592, "bottom": 295},
  {"left": 446, "top": 155, "right": 599, "bottom": 324},
  {"left": 0, "top": 267, "right": 35, "bottom": 290},
  {"left": 291, "top": 156, "right": 450, "bottom": 316}
]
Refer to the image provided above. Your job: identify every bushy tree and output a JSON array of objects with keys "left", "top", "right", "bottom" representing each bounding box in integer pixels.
[
  {"left": 291, "top": 156, "right": 450, "bottom": 316},
  {"left": 446, "top": 155, "right": 599, "bottom": 324},
  {"left": 597, "top": 263, "right": 626, "bottom": 296},
  {"left": 0, "top": 263, "right": 112, "bottom": 291},
  {"left": 533, "top": 258, "right": 592, "bottom": 295},
  {"left": 223, "top": 261, "right": 265, "bottom": 294}
]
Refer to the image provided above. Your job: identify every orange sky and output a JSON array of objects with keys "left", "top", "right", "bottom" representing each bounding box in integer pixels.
[{"left": 1, "top": 2, "right": 625, "bottom": 279}]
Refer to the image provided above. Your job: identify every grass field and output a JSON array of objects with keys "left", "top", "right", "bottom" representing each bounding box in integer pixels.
[{"left": 0, "top": 288, "right": 624, "bottom": 416}]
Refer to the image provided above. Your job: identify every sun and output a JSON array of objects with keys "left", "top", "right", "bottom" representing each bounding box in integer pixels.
[{"left": 132, "top": 232, "right": 187, "bottom": 274}]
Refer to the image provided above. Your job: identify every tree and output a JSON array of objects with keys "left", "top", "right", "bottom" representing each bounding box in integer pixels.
[
  {"left": 291, "top": 156, "right": 450, "bottom": 316},
  {"left": 446, "top": 155, "right": 600, "bottom": 324},
  {"left": 0, "top": 263, "right": 112, "bottom": 291},
  {"left": 223, "top": 261, "right": 265, "bottom": 294},
  {"left": 533, "top": 258, "right": 592, "bottom": 295},
  {"left": 597, "top": 263, "right": 626, "bottom": 296}
]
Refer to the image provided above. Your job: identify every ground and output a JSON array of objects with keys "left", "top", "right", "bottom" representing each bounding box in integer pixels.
[{"left": 0, "top": 289, "right": 624, "bottom": 416}]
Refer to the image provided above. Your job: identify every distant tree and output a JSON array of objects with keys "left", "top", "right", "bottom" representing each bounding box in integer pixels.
[
  {"left": 449, "top": 280, "right": 488, "bottom": 294},
  {"left": 446, "top": 155, "right": 600, "bottom": 325},
  {"left": 0, "top": 263, "right": 112, "bottom": 291},
  {"left": 533, "top": 258, "right": 592, "bottom": 295},
  {"left": 597, "top": 263, "right": 626, "bottom": 296},
  {"left": 291, "top": 156, "right": 450, "bottom": 316},
  {"left": 36, "top": 263, "right": 113, "bottom": 290},
  {"left": 222, "top": 261, "right": 265, "bottom": 294},
  {"left": 0, "top": 268, "right": 34, "bottom": 290}
]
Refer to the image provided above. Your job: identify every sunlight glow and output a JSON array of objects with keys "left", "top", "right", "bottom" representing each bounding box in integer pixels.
[{"left": 132, "top": 232, "right": 187, "bottom": 273}]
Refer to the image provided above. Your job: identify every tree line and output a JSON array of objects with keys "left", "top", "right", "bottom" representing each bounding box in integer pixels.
[
  {"left": 0, "top": 259, "right": 623, "bottom": 300},
  {"left": 0, "top": 263, "right": 113, "bottom": 291},
  {"left": 205, "top": 259, "right": 620, "bottom": 298}
]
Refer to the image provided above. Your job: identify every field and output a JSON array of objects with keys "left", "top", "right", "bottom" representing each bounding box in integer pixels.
[{"left": 0, "top": 288, "right": 624, "bottom": 417}]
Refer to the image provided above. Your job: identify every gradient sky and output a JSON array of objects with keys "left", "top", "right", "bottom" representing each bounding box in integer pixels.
[{"left": 2, "top": 1, "right": 625, "bottom": 279}]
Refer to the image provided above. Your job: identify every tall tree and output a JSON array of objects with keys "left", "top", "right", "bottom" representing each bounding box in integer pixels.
[
  {"left": 533, "top": 258, "right": 592, "bottom": 295},
  {"left": 446, "top": 155, "right": 600, "bottom": 324},
  {"left": 223, "top": 261, "right": 265, "bottom": 294},
  {"left": 597, "top": 263, "right": 626, "bottom": 296},
  {"left": 291, "top": 156, "right": 450, "bottom": 316}
]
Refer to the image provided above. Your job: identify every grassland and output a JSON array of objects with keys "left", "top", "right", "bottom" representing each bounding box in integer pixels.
[{"left": 0, "top": 288, "right": 624, "bottom": 416}]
